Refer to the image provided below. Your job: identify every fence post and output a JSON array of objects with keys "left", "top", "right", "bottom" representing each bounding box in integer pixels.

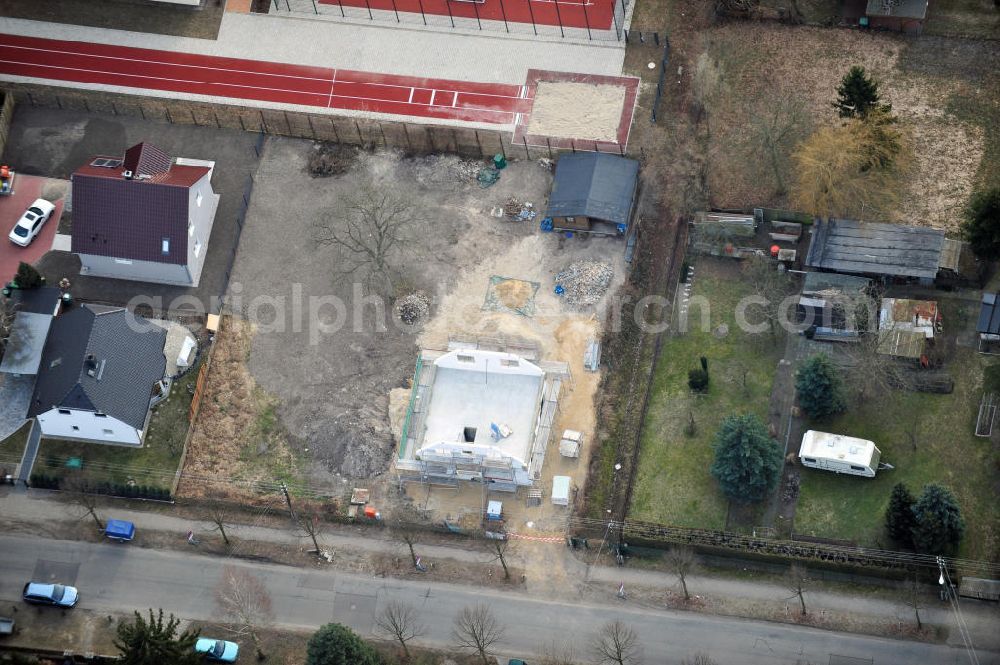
[
  {"left": 523, "top": 135, "right": 530, "bottom": 158},
  {"left": 390, "top": 0, "right": 400, "bottom": 20},
  {"left": 546, "top": 137, "right": 552, "bottom": 159},
  {"left": 525, "top": 0, "right": 538, "bottom": 36},
  {"left": 472, "top": 1, "right": 482, "bottom": 30},
  {"left": 444, "top": 0, "right": 454, "bottom": 27},
  {"left": 582, "top": 1, "right": 592, "bottom": 40},
  {"left": 337, "top": 0, "right": 345, "bottom": 17},
  {"left": 355, "top": 120, "right": 364, "bottom": 144},
  {"left": 553, "top": 0, "right": 565, "bottom": 38},
  {"left": 416, "top": 0, "right": 428, "bottom": 25},
  {"left": 364, "top": 0, "right": 373, "bottom": 20},
  {"left": 474, "top": 130, "right": 483, "bottom": 158},
  {"left": 403, "top": 123, "right": 412, "bottom": 151},
  {"left": 498, "top": 0, "right": 510, "bottom": 33}
]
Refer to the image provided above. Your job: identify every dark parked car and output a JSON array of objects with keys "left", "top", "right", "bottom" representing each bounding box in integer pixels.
[{"left": 22, "top": 582, "right": 79, "bottom": 608}]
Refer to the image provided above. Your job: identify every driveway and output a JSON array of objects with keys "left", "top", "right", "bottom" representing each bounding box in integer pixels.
[
  {"left": 2, "top": 106, "right": 262, "bottom": 312},
  {"left": 0, "top": 372, "right": 32, "bottom": 439},
  {"left": 0, "top": 174, "right": 65, "bottom": 283}
]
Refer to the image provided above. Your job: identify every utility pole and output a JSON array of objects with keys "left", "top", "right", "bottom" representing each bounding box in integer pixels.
[{"left": 280, "top": 483, "right": 297, "bottom": 522}]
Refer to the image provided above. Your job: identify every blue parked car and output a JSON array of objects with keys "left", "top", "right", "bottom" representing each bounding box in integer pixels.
[
  {"left": 195, "top": 638, "right": 239, "bottom": 663},
  {"left": 22, "top": 582, "right": 79, "bottom": 608}
]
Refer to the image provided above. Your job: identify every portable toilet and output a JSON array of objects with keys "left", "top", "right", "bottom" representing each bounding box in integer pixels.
[
  {"left": 486, "top": 500, "right": 503, "bottom": 521},
  {"left": 551, "top": 476, "right": 571, "bottom": 506}
]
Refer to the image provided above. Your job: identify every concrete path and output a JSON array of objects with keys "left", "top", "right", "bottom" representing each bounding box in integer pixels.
[
  {"left": 3, "top": 533, "right": 996, "bottom": 665},
  {"left": 15, "top": 420, "right": 39, "bottom": 485}
]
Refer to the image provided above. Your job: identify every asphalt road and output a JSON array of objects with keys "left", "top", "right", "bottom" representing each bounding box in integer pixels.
[{"left": 0, "top": 535, "right": 993, "bottom": 665}]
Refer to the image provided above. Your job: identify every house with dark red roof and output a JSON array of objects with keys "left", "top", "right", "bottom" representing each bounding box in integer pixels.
[{"left": 71, "top": 142, "right": 219, "bottom": 287}]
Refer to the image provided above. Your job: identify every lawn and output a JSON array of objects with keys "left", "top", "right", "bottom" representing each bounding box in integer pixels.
[
  {"left": 34, "top": 367, "right": 199, "bottom": 491},
  {"left": 629, "top": 258, "right": 783, "bottom": 529},
  {"left": 923, "top": 0, "right": 1000, "bottom": 39},
  {"left": 795, "top": 297, "right": 1000, "bottom": 561}
]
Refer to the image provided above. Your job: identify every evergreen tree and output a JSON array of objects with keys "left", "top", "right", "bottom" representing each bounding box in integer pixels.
[
  {"left": 962, "top": 187, "right": 1000, "bottom": 260},
  {"left": 795, "top": 354, "right": 846, "bottom": 420},
  {"left": 14, "top": 262, "right": 42, "bottom": 289},
  {"left": 115, "top": 609, "right": 201, "bottom": 665},
  {"left": 834, "top": 66, "right": 890, "bottom": 119},
  {"left": 306, "top": 623, "right": 381, "bottom": 665},
  {"left": 911, "top": 484, "right": 965, "bottom": 555},
  {"left": 884, "top": 482, "right": 916, "bottom": 547},
  {"left": 710, "top": 413, "right": 782, "bottom": 502}
]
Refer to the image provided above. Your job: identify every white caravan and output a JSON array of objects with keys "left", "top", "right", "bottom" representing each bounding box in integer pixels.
[{"left": 799, "top": 430, "right": 882, "bottom": 478}]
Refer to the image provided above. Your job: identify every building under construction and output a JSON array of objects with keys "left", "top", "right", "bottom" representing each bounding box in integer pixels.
[{"left": 396, "top": 338, "right": 567, "bottom": 492}]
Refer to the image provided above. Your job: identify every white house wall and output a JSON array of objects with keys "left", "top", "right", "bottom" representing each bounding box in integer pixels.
[
  {"left": 36, "top": 408, "right": 141, "bottom": 446},
  {"left": 184, "top": 168, "right": 220, "bottom": 288}
]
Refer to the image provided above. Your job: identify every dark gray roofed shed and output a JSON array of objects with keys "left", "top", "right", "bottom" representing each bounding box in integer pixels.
[
  {"left": 29, "top": 305, "right": 167, "bottom": 429},
  {"left": 977, "top": 293, "right": 1000, "bottom": 336},
  {"left": 546, "top": 153, "right": 639, "bottom": 226},
  {"left": 805, "top": 218, "right": 944, "bottom": 280}
]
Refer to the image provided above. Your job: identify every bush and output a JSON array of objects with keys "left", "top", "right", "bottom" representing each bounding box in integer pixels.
[
  {"left": 962, "top": 187, "right": 1000, "bottom": 260},
  {"left": 710, "top": 413, "right": 782, "bottom": 502},
  {"left": 795, "top": 354, "right": 846, "bottom": 420},
  {"left": 884, "top": 482, "right": 916, "bottom": 548},
  {"left": 306, "top": 623, "right": 381, "bottom": 665},
  {"left": 911, "top": 484, "right": 965, "bottom": 555},
  {"left": 688, "top": 368, "right": 710, "bottom": 392},
  {"left": 14, "top": 262, "right": 43, "bottom": 289}
]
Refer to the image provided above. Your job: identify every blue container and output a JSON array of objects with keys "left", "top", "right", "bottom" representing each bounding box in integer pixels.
[{"left": 105, "top": 519, "right": 135, "bottom": 542}]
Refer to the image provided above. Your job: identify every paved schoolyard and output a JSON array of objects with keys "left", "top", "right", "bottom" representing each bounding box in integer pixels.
[
  {"left": 1, "top": 105, "right": 262, "bottom": 312},
  {"left": 0, "top": 173, "right": 64, "bottom": 283}
]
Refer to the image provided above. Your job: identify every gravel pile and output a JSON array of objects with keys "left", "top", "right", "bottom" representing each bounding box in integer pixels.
[
  {"left": 555, "top": 261, "right": 613, "bottom": 307},
  {"left": 395, "top": 292, "right": 430, "bottom": 325}
]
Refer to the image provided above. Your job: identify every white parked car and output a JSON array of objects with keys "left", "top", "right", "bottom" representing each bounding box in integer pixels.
[{"left": 9, "top": 198, "right": 55, "bottom": 247}]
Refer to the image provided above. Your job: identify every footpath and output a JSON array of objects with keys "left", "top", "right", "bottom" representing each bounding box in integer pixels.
[{"left": 3, "top": 489, "right": 999, "bottom": 653}]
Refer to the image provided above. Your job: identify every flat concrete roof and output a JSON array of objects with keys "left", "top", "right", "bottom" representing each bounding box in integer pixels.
[{"left": 418, "top": 350, "right": 543, "bottom": 467}]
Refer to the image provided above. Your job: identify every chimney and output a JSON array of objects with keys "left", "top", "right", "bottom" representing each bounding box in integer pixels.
[
  {"left": 85, "top": 354, "right": 98, "bottom": 377},
  {"left": 122, "top": 170, "right": 134, "bottom": 180}
]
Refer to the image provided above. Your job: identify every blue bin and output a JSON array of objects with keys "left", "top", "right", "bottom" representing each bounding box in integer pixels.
[{"left": 105, "top": 519, "right": 135, "bottom": 542}]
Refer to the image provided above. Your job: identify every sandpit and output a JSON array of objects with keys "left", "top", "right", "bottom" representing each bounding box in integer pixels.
[{"left": 527, "top": 81, "right": 626, "bottom": 143}]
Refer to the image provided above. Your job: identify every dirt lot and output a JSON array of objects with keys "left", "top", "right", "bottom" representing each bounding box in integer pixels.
[
  {"left": 209, "top": 141, "right": 626, "bottom": 500},
  {"left": 691, "top": 25, "right": 999, "bottom": 232}
]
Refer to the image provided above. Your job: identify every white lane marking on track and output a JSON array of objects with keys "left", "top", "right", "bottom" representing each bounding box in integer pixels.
[{"left": 0, "top": 57, "right": 519, "bottom": 120}]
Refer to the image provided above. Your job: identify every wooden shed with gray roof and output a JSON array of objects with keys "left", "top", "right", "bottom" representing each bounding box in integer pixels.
[{"left": 545, "top": 152, "right": 639, "bottom": 236}]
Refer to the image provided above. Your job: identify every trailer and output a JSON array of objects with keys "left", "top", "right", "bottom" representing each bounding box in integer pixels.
[{"left": 799, "top": 430, "right": 882, "bottom": 478}]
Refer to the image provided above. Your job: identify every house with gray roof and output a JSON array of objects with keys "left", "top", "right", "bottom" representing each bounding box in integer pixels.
[
  {"left": 71, "top": 142, "right": 220, "bottom": 287},
  {"left": 29, "top": 304, "right": 167, "bottom": 446},
  {"left": 545, "top": 152, "right": 639, "bottom": 236}
]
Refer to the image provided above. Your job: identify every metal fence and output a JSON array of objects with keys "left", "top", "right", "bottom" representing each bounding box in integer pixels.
[{"left": 266, "top": 0, "right": 630, "bottom": 42}]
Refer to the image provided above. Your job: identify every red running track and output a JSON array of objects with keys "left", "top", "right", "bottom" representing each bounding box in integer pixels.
[
  {"left": 0, "top": 34, "right": 531, "bottom": 125},
  {"left": 320, "top": 0, "right": 616, "bottom": 30}
]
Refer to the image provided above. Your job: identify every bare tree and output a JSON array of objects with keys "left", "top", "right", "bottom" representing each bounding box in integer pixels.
[
  {"left": 484, "top": 534, "right": 515, "bottom": 581},
  {"left": 63, "top": 475, "right": 104, "bottom": 530},
  {"left": 0, "top": 296, "right": 20, "bottom": 364},
  {"left": 452, "top": 604, "right": 505, "bottom": 665},
  {"left": 215, "top": 565, "right": 275, "bottom": 660},
  {"left": 590, "top": 620, "right": 642, "bottom": 665},
  {"left": 375, "top": 600, "right": 425, "bottom": 660},
  {"left": 784, "top": 564, "right": 810, "bottom": 616},
  {"left": 539, "top": 641, "right": 578, "bottom": 665},
  {"left": 666, "top": 546, "right": 698, "bottom": 601},
  {"left": 297, "top": 513, "right": 323, "bottom": 554},
  {"left": 394, "top": 522, "right": 421, "bottom": 569},
  {"left": 312, "top": 184, "right": 418, "bottom": 295},
  {"left": 203, "top": 501, "right": 234, "bottom": 546},
  {"left": 747, "top": 94, "right": 809, "bottom": 195},
  {"left": 681, "top": 654, "right": 718, "bottom": 665},
  {"left": 741, "top": 255, "right": 796, "bottom": 340},
  {"left": 838, "top": 320, "right": 917, "bottom": 405},
  {"left": 903, "top": 576, "right": 925, "bottom": 629}
]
